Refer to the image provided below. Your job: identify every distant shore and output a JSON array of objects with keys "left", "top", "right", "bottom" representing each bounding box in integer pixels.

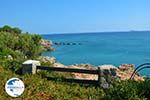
[{"left": 41, "top": 30, "right": 150, "bottom": 35}]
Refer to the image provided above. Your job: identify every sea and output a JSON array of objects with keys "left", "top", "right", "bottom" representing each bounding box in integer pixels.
[{"left": 42, "top": 31, "right": 150, "bottom": 76}]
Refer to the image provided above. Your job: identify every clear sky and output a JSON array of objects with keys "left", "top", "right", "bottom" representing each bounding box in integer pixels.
[{"left": 0, "top": 0, "right": 150, "bottom": 34}]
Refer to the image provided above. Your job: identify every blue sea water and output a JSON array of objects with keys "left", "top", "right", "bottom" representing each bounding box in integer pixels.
[{"left": 42, "top": 31, "right": 150, "bottom": 75}]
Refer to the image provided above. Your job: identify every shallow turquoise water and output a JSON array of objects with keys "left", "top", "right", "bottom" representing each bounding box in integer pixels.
[{"left": 42, "top": 31, "right": 150, "bottom": 75}]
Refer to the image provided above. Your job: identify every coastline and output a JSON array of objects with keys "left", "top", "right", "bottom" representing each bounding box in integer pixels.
[
  {"left": 41, "top": 32, "right": 150, "bottom": 67},
  {"left": 38, "top": 55, "right": 144, "bottom": 82},
  {"left": 40, "top": 39, "right": 144, "bottom": 81}
]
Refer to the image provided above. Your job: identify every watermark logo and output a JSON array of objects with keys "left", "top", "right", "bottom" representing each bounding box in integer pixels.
[{"left": 5, "top": 78, "right": 25, "bottom": 97}]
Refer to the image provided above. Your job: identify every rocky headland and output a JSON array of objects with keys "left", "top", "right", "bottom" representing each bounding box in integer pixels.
[{"left": 40, "top": 39, "right": 55, "bottom": 51}]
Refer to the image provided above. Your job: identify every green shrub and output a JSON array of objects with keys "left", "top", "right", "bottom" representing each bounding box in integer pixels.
[
  {"left": 0, "top": 25, "right": 43, "bottom": 73},
  {"left": 103, "top": 80, "right": 147, "bottom": 100},
  {"left": 137, "top": 78, "right": 150, "bottom": 99}
]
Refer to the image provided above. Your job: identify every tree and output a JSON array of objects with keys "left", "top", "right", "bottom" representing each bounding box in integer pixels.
[
  {"left": 0, "top": 25, "right": 22, "bottom": 34},
  {"left": 12, "top": 27, "right": 22, "bottom": 34},
  {"left": 0, "top": 25, "right": 11, "bottom": 32}
]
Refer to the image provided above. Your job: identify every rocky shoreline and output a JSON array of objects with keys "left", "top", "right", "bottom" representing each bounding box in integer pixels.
[
  {"left": 40, "top": 39, "right": 83, "bottom": 51},
  {"left": 39, "top": 56, "right": 144, "bottom": 81},
  {"left": 39, "top": 39, "right": 144, "bottom": 83}
]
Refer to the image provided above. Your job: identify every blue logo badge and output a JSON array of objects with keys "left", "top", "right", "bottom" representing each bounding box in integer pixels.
[{"left": 5, "top": 78, "right": 25, "bottom": 97}]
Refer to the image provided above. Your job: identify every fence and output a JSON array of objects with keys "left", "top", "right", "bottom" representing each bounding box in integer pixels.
[
  {"left": 22, "top": 61, "right": 107, "bottom": 85},
  {"left": 22, "top": 61, "right": 150, "bottom": 86},
  {"left": 22, "top": 60, "right": 117, "bottom": 86},
  {"left": 36, "top": 66, "right": 102, "bottom": 85}
]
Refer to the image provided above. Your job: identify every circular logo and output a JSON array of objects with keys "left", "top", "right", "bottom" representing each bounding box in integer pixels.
[{"left": 5, "top": 78, "right": 25, "bottom": 97}]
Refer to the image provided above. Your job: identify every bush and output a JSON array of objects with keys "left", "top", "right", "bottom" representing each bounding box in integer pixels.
[
  {"left": 103, "top": 80, "right": 147, "bottom": 100},
  {"left": 0, "top": 25, "right": 43, "bottom": 72},
  {"left": 138, "top": 78, "right": 150, "bottom": 99}
]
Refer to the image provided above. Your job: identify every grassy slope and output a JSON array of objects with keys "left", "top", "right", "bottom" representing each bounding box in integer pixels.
[
  {"left": 0, "top": 66, "right": 105, "bottom": 100},
  {"left": 1, "top": 65, "right": 150, "bottom": 100}
]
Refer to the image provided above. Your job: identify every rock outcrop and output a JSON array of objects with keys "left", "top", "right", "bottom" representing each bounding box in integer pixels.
[
  {"left": 99, "top": 65, "right": 117, "bottom": 70},
  {"left": 38, "top": 56, "right": 56, "bottom": 64},
  {"left": 117, "top": 64, "right": 144, "bottom": 81},
  {"left": 53, "top": 42, "right": 82, "bottom": 45},
  {"left": 69, "top": 64, "right": 96, "bottom": 70},
  {"left": 38, "top": 56, "right": 144, "bottom": 82},
  {"left": 68, "top": 64, "right": 97, "bottom": 80},
  {"left": 40, "top": 39, "right": 55, "bottom": 51},
  {"left": 68, "top": 64, "right": 144, "bottom": 81},
  {"left": 98, "top": 65, "right": 118, "bottom": 88},
  {"left": 53, "top": 63, "right": 67, "bottom": 67}
]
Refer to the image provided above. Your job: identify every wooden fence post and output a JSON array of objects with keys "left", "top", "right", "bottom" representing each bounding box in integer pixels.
[{"left": 98, "top": 67, "right": 101, "bottom": 85}]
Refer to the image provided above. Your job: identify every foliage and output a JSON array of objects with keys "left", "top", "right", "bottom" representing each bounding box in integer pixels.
[
  {"left": 0, "top": 25, "right": 22, "bottom": 34},
  {"left": 0, "top": 25, "right": 43, "bottom": 72},
  {"left": 137, "top": 78, "right": 150, "bottom": 99},
  {"left": 38, "top": 70, "right": 75, "bottom": 81},
  {"left": 103, "top": 80, "right": 148, "bottom": 100},
  {"left": 18, "top": 34, "right": 43, "bottom": 58},
  {"left": 0, "top": 66, "right": 105, "bottom": 100},
  {"left": 1, "top": 65, "right": 150, "bottom": 100}
]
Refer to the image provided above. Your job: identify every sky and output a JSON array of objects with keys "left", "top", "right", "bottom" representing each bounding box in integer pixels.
[{"left": 0, "top": 0, "right": 150, "bottom": 34}]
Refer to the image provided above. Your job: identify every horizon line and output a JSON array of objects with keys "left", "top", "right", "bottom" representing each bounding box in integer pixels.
[{"left": 40, "top": 30, "right": 150, "bottom": 35}]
